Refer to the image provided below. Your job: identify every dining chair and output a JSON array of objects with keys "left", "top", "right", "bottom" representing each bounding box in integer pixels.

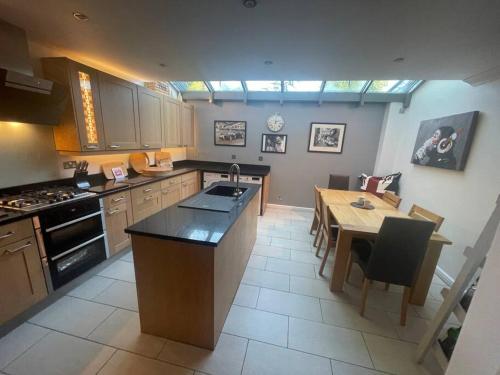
[
  {"left": 310, "top": 186, "right": 323, "bottom": 243},
  {"left": 316, "top": 197, "right": 339, "bottom": 276},
  {"left": 328, "top": 174, "right": 350, "bottom": 190},
  {"left": 347, "top": 217, "right": 435, "bottom": 325},
  {"left": 382, "top": 191, "right": 402, "bottom": 208},
  {"left": 408, "top": 204, "right": 445, "bottom": 231}
]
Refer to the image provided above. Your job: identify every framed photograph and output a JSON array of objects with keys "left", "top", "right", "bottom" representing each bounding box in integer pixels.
[
  {"left": 308, "top": 123, "right": 346, "bottom": 153},
  {"left": 214, "top": 120, "right": 247, "bottom": 147},
  {"left": 411, "top": 111, "right": 479, "bottom": 171},
  {"left": 261, "top": 134, "right": 287, "bottom": 154}
]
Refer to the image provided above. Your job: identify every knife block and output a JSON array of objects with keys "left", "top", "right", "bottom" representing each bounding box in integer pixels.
[{"left": 73, "top": 171, "right": 90, "bottom": 189}]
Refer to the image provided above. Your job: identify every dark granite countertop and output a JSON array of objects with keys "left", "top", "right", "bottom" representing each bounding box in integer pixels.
[
  {"left": 125, "top": 181, "right": 260, "bottom": 247},
  {"left": 0, "top": 160, "right": 269, "bottom": 226}
]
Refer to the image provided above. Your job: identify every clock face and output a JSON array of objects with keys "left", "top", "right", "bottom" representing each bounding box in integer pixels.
[{"left": 267, "top": 113, "right": 285, "bottom": 132}]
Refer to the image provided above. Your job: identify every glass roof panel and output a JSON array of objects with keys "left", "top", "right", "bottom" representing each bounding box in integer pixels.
[
  {"left": 171, "top": 81, "right": 208, "bottom": 92},
  {"left": 209, "top": 81, "right": 243, "bottom": 91},
  {"left": 245, "top": 81, "right": 282, "bottom": 92},
  {"left": 283, "top": 81, "right": 323, "bottom": 92},
  {"left": 390, "top": 80, "right": 420, "bottom": 93},
  {"left": 366, "top": 80, "right": 400, "bottom": 93},
  {"left": 323, "top": 80, "right": 367, "bottom": 93}
]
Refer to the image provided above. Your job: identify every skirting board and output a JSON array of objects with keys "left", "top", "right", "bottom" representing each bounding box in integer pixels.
[
  {"left": 267, "top": 203, "right": 314, "bottom": 212},
  {"left": 435, "top": 266, "right": 455, "bottom": 286}
]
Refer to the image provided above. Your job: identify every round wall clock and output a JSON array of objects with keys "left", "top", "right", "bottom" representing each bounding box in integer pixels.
[{"left": 267, "top": 113, "right": 285, "bottom": 132}]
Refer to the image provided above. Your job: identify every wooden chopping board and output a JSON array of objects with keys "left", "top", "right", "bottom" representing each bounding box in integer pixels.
[
  {"left": 102, "top": 161, "right": 128, "bottom": 180},
  {"left": 142, "top": 166, "right": 174, "bottom": 177},
  {"left": 129, "top": 153, "right": 149, "bottom": 173}
]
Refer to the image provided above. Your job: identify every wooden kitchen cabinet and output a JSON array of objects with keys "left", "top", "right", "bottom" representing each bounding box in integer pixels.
[
  {"left": 180, "top": 172, "right": 199, "bottom": 199},
  {"left": 131, "top": 182, "right": 162, "bottom": 223},
  {"left": 103, "top": 191, "right": 133, "bottom": 256},
  {"left": 163, "top": 96, "right": 182, "bottom": 147},
  {"left": 0, "top": 219, "right": 48, "bottom": 325},
  {"left": 137, "top": 86, "right": 163, "bottom": 149},
  {"left": 98, "top": 72, "right": 141, "bottom": 150},
  {"left": 180, "top": 102, "right": 194, "bottom": 147},
  {"left": 161, "top": 183, "right": 182, "bottom": 208},
  {"left": 42, "top": 58, "right": 106, "bottom": 152}
]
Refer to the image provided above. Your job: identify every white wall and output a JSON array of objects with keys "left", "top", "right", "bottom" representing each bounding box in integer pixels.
[{"left": 374, "top": 80, "right": 500, "bottom": 279}]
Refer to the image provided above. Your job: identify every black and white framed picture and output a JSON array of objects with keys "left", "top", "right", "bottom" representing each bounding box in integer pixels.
[
  {"left": 214, "top": 120, "right": 247, "bottom": 147},
  {"left": 411, "top": 111, "right": 479, "bottom": 171},
  {"left": 261, "top": 134, "right": 287, "bottom": 154},
  {"left": 308, "top": 122, "right": 346, "bottom": 153}
]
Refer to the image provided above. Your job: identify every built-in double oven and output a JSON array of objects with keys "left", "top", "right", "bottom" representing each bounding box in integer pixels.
[{"left": 33, "top": 197, "right": 108, "bottom": 291}]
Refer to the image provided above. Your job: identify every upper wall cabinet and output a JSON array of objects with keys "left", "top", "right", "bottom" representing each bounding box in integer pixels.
[
  {"left": 98, "top": 72, "right": 141, "bottom": 150},
  {"left": 163, "top": 96, "right": 181, "bottom": 147},
  {"left": 42, "top": 57, "right": 165, "bottom": 152},
  {"left": 137, "top": 86, "right": 163, "bottom": 149},
  {"left": 42, "top": 57, "right": 106, "bottom": 152},
  {"left": 181, "top": 102, "right": 194, "bottom": 147}
]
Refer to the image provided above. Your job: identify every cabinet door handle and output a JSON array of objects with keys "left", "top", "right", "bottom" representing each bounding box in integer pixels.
[
  {"left": 142, "top": 144, "right": 150, "bottom": 148},
  {"left": 144, "top": 196, "right": 154, "bottom": 201},
  {"left": 143, "top": 188, "right": 153, "bottom": 193},
  {"left": 162, "top": 190, "right": 169, "bottom": 195},
  {"left": 109, "top": 144, "right": 121, "bottom": 149},
  {"left": 111, "top": 196, "right": 125, "bottom": 203},
  {"left": 85, "top": 144, "right": 99, "bottom": 149},
  {"left": 2, "top": 241, "right": 32, "bottom": 255},
  {"left": 107, "top": 208, "right": 121, "bottom": 215},
  {"left": 0, "top": 231, "right": 15, "bottom": 239}
]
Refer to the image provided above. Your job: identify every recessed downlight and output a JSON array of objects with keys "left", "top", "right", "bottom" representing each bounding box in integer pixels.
[
  {"left": 264, "top": 60, "right": 273, "bottom": 65},
  {"left": 73, "top": 11, "right": 89, "bottom": 21},
  {"left": 242, "top": 0, "right": 257, "bottom": 8},
  {"left": 393, "top": 57, "right": 405, "bottom": 63},
  {"left": 159, "top": 63, "right": 167, "bottom": 68}
]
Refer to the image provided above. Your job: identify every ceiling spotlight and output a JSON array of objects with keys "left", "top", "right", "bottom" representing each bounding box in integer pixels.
[
  {"left": 73, "top": 11, "right": 89, "bottom": 21},
  {"left": 264, "top": 60, "right": 273, "bottom": 65},
  {"left": 159, "top": 63, "right": 167, "bottom": 68},
  {"left": 393, "top": 57, "right": 405, "bottom": 63},
  {"left": 242, "top": 0, "right": 257, "bottom": 8}
]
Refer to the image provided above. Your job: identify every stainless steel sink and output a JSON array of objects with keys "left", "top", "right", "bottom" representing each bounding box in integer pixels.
[{"left": 205, "top": 185, "right": 247, "bottom": 197}]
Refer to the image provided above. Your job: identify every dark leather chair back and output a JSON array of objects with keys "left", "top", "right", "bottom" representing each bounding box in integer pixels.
[
  {"left": 366, "top": 217, "right": 435, "bottom": 287},
  {"left": 328, "top": 174, "right": 350, "bottom": 190}
]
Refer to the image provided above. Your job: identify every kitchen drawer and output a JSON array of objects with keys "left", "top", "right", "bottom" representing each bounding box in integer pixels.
[
  {"left": 0, "top": 219, "right": 34, "bottom": 248},
  {"left": 131, "top": 182, "right": 161, "bottom": 201},
  {"left": 181, "top": 171, "right": 198, "bottom": 182},
  {"left": 161, "top": 183, "right": 182, "bottom": 209},
  {"left": 160, "top": 175, "right": 182, "bottom": 189},
  {"left": 132, "top": 191, "right": 161, "bottom": 223},
  {"left": 104, "top": 191, "right": 132, "bottom": 209}
]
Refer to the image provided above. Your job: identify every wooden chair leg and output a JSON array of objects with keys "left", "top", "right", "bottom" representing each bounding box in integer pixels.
[
  {"left": 312, "top": 220, "right": 322, "bottom": 247},
  {"left": 318, "top": 235, "right": 333, "bottom": 276},
  {"left": 384, "top": 283, "right": 390, "bottom": 291},
  {"left": 400, "top": 287, "right": 411, "bottom": 326},
  {"left": 360, "top": 278, "right": 370, "bottom": 317},
  {"left": 309, "top": 215, "right": 318, "bottom": 234},
  {"left": 315, "top": 230, "right": 324, "bottom": 257},
  {"left": 345, "top": 254, "right": 353, "bottom": 283}
]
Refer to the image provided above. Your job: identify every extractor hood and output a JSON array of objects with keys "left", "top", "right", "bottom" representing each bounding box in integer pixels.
[{"left": 0, "top": 19, "right": 68, "bottom": 125}]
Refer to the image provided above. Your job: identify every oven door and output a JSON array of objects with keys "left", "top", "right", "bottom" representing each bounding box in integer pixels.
[{"left": 49, "top": 235, "right": 107, "bottom": 290}]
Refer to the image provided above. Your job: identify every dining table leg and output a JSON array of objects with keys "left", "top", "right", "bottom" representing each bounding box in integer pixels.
[
  {"left": 410, "top": 241, "right": 445, "bottom": 305},
  {"left": 329, "top": 228, "right": 353, "bottom": 292}
]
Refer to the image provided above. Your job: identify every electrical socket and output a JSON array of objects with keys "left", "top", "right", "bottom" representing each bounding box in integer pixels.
[
  {"left": 258, "top": 156, "right": 263, "bottom": 161},
  {"left": 231, "top": 154, "right": 236, "bottom": 160},
  {"left": 63, "top": 161, "right": 77, "bottom": 169},
  {"left": 277, "top": 195, "right": 283, "bottom": 201}
]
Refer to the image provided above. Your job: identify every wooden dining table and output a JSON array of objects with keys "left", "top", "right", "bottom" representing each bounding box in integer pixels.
[{"left": 321, "top": 189, "right": 452, "bottom": 305}]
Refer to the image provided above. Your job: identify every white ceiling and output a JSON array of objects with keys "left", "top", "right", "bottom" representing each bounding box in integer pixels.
[{"left": 0, "top": 0, "right": 499, "bottom": 82}]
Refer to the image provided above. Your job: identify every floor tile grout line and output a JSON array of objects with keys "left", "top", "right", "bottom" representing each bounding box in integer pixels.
[
  {"left": 90, "top": 279, "right": 118, "bottom": 301},
  {"left": 239, "top": 338, "right": 250, "bottom": 375},
  {"left": 95, "top": 346, "right": 118, "bottom": 375},
  {"left": 86, "top": 307, "right": 118, "bottom": 339},
  {"left": 255, "top": 287, "right": 262, "bottom": 309},
  {"left": 360, "top": 331, "right": 377, "bottom": 371},
  {"left": 0, "top": 325, "right": 52, "bottom": 371},
  {"left": 64, "top": 294, "right": 139, "bottom": 313}
]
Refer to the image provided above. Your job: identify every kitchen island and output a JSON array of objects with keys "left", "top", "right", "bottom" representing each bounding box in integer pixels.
[{"left": 125, "top": 181, "right": 260, "bottom": 350}]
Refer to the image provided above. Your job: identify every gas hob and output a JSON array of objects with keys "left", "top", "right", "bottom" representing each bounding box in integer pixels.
[{"left": 0, "top": 186, "right": 96, "bottom": 212}]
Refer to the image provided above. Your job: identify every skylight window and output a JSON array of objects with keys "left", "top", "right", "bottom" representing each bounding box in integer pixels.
[
  {"left": 245, "top": 81, "right": 282, "bottom": 92},
  {"left": 209, "top": 81, "right": 243, "bottom": 91},
  {"left": 390, "top": 80, "right": 420, "bottom": 93},
  {"left": 323, "top": 81, "right": 367, "bottom": 93},
  {"left": 283, "top": 81, "right": 323, "bottom": 92},
  {"left": 366, "top": 80, "right": 400, "bottom": 93},
  {"left": 171, "top": 81, "right": 208, "bottom": 92}
]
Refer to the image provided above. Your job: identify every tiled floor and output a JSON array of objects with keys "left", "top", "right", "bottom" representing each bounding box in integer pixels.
[{"left": 0, "top": 205, "right": 450, "bottom": 375}]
